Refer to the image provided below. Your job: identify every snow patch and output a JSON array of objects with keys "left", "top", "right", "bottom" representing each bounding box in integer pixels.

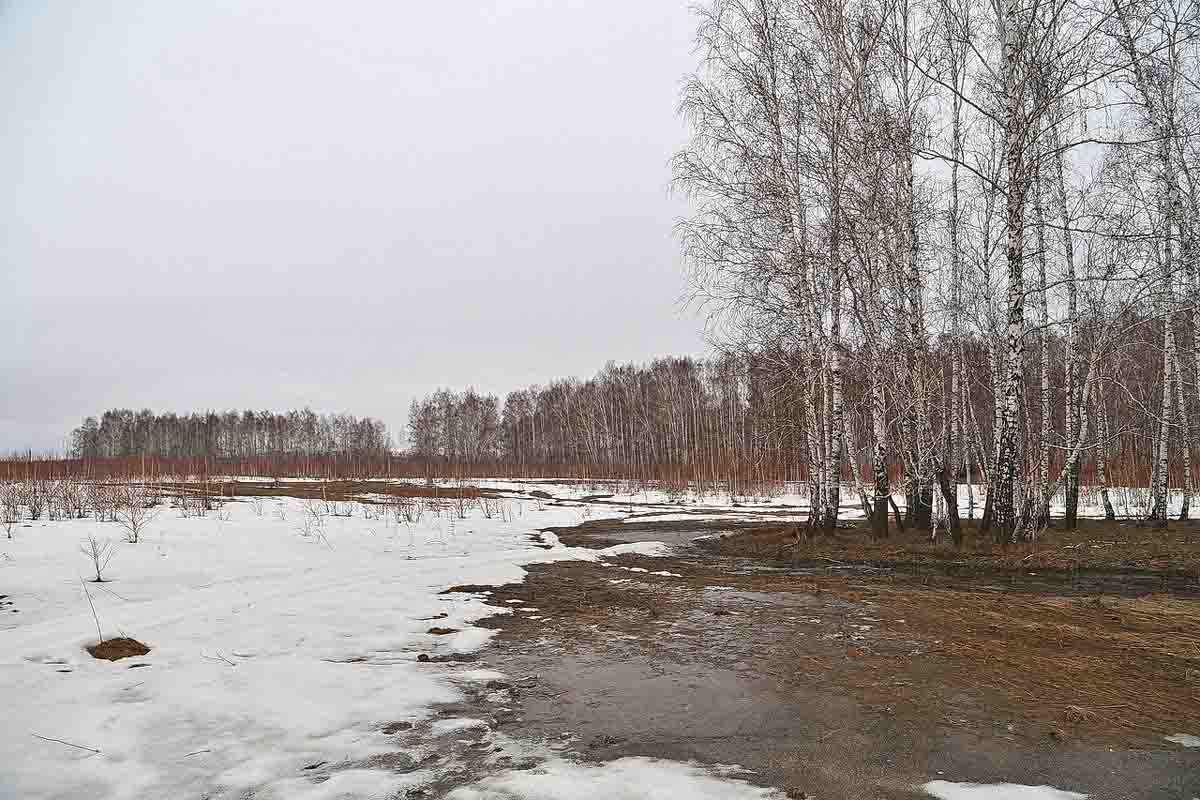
[
  {"left": 447, "top": 756, "right": 786, "bottom": 799},
  {"left": 923, "top": 781, "right": 1088, "bottom": 800},
  {"left": 1164, "top": 733, "right": 1200, "bottom": 747},
  {"left": 431, "top": 717, "right": 490, "bottom": 736},
  {"left": 451, "top": 669, "right": 508, "bottom": 683},
  {"left": 0, "top": 495, "right": 656, "bottom": 799},
  {"left": 270, "top": 768, "right": 418, "bottom": 800}
]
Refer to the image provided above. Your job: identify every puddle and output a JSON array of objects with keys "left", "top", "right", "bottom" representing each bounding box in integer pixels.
[{"left": 576, "top": 527, "right": 737, "bottom": 547}]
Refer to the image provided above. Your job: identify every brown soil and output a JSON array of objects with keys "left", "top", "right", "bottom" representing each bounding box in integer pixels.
[
  {"left": 454, "top": 518, "right": 1200, "bottom": 798},
  {"left": 87, "top": 637, "right": 150, "bottom": 661}
]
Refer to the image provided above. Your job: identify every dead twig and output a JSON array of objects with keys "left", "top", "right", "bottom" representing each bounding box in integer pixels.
[
  {"left": 80, "top": 577, "right": 103, "bottom": 643},
  {"left": 202, "top": 650, "right": 236, "bottom": 667},
  {"left": 31, "top": 732, "right": 101, "bottom": 754}
]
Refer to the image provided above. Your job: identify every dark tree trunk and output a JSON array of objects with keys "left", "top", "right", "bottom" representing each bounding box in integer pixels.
[
  {"left": 1064, "top": 464, "right": 1080, "bottom": 530},
  {"left": 937, "top": 467, "right": 963, "bottom": 548},
  {"left": 889, "top": 496, "right": 906, "bottom": 533},
  {"left": 909, "top": 481, "right": 933, "bottom": 531},
  {"left": 871, "top": 456, "right": 889, "bottom": 539}
]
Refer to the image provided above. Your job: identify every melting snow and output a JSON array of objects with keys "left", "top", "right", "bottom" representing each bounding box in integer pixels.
[
  {"left": 597, "top": 541, "right": 672, "bottom": 558},
  {"left": 923, "top": 781, "right": 1088, "bottom": 799},
  {"left": 431, "top": 717, "right": 490, "bottom": 735},
  {"left": 1165, "top": 733, "right": 1200, "bottom": 747},
  {"left": 447, "top": 756, "right": 786, "bottom": 799},
  {"left": 0, "top": 496, "right": 683, "bottom": 799}
]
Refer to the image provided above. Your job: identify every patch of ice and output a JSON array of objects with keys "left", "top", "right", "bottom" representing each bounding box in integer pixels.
[
  {"left": 451, "top": 669, "right": 507, "bottom": 683},
  {"left": 709, "top": 763, "right": 755, "bottom": 777},
  {"left": 597, "top": 541, "right": 672, "bottom": 558},
  {"left": 923, "top": 781, "right": 1088, "bottom": 799},
  {"left": 650, "top": 571, "right": 682, "bottom": 577},
  {"left": 621, "top": 513, "right": 782, "bottom": 524},
  {"left": 431, "top": 717, "right": 490, "bottom": 736},
  {"left": 449, "top": 627, "right": 498, "bottom": 653},
  {"left": 447, "top": 756, "right": 786, "bottom": 799},
  {"left": 1165, "top": 733, "right": 1200, "bottom": 747}
]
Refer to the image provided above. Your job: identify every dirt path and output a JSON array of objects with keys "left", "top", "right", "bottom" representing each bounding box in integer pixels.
[{"left": 455, "top": 520, "right": 1200, "bottom": 800}]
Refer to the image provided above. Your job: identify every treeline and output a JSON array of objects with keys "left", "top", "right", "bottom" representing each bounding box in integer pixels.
[
  {"left": 69, "top": 408, "right": 391, "bottom": 461},
  {"left": 408, "top": 356, "right": 806, "bottom": 484},
  {"left": 406, "top": 339, "right": 1177, "bottom": 492}
]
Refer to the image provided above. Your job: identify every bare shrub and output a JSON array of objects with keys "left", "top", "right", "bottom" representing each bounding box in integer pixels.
[
  {"left": 114, "top": 484, "right": 159, "bottom": 544},
  {"left": 45, "top": 480, "right": 63, "bottom": 521},
  {"left": 90, "top": 483, "right": 118, "bottom": 522},
  {"left": 79, "top": 534, "right": 117, "bottom": 582},
  {"left": 391, "top": 497, "right": 424, "bottom": 525},
  {"left": 249, "top": 496, "right": 266, "bottom": 517},
  {"left": 26, "top": 481, "right": 45, "bottom": 520},
  {"left": 0, "top": 482, "right": 20, "bottom": 538},
  {"left": 480, "top": 497, "right": 506, "bottom": 520},
  {"left": 176, "top": 489, "right": 210, "bottom": 519},
  {"left": 297, "top": 501, "right": 326, "bottom": 538},
  {"left": 61, "top": 480, "right": 87, "bottom": 519},
  {"left": 296, "top": 501, "right": 332, "bottom": 548},
  {"left": 452, "top": 493, "right": 472, "bottom": 520}
]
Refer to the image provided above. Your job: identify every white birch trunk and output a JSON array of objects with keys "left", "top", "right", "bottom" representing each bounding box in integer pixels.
[{"left": 995, "top": 0, "right": 1028, "bottom": 542}]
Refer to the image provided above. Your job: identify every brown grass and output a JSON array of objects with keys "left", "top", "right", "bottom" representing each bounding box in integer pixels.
[
  {"left": 814, "top": 580, "right": 1200, "bottom": 741},
  {"left": 708, "top": 518, "right": 1200, "bottom": 576},
  {"left": 159, "top": 480, "right": 502, "bottom": 503}
]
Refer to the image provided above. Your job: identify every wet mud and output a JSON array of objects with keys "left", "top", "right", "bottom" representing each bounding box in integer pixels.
[{"left": 458, "top": 521, "right": 1200, "bottom": 799}]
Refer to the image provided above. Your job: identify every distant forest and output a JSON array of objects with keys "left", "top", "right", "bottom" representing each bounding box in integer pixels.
[
  {"left": 407, "top": 336, "right": 1172, "bottom": 493},
  {"left": 41, "top": 329, "right": 1174, "bottom": 493},
  {"left": 68, "top": 409, "right": 390, "bottom": 461}
]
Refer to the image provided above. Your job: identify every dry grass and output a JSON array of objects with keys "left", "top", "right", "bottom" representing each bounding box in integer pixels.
[
  {"left": 159, "top": 480, "right": 501, "bottom": 503},
  {"left": 708, "top": 518, "right": 1200, "bottom": 576},
  {"left": 810, "top": 580, "right": 1200, "bottom": 741}
]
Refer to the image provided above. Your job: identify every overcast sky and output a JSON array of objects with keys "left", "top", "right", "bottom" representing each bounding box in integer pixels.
[{"left": 1, "top": 0, "right": 707, "bottom": 452}]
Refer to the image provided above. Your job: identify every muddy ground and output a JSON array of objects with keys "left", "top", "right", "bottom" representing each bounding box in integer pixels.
[{"left": 451, "top": 518, "right": 1200, "bottom": 800}]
